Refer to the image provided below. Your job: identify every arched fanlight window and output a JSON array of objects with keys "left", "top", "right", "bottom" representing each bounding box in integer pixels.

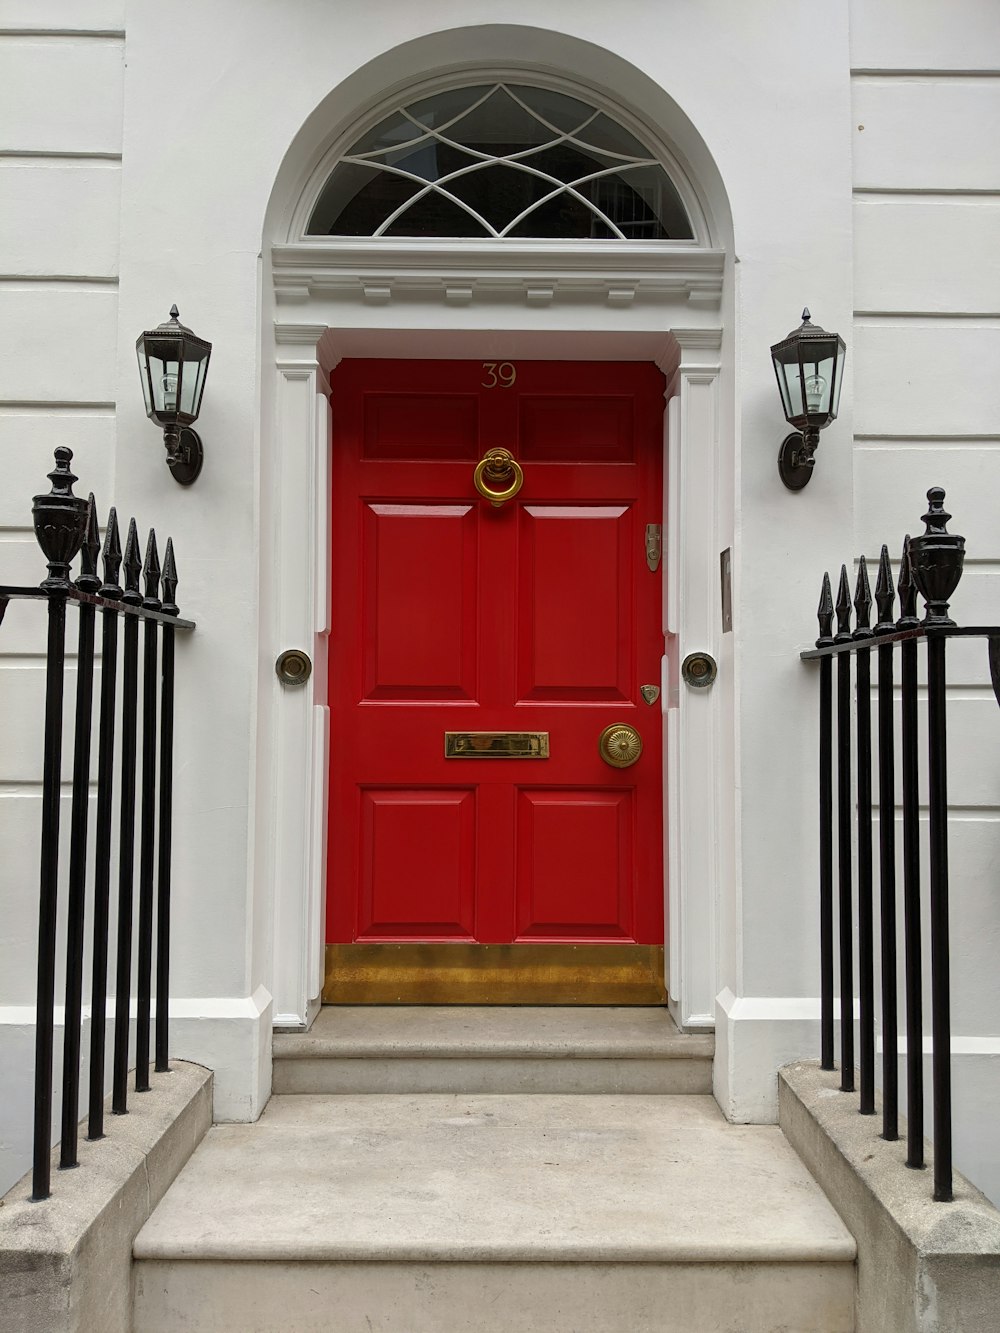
[{"left": 307, "top": 83, "right": 694, "bottom": 240}]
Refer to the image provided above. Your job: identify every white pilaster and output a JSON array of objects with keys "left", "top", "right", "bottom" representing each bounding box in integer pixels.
[{"left": 269, "top": 342, "right": 330, "bottom": 1028}]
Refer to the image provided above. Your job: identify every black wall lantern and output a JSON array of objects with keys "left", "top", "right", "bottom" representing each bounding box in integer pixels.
[
  {"left": 770, "top": 309, "right": 846, "bottom": 490},
  {"left": 136, "top": 306, "right": 212, "bottom": 485}
]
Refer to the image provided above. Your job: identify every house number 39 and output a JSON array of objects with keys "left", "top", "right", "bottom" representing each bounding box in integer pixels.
[{"left": 482, "top": 361, "right": 516, "bottom": 388}]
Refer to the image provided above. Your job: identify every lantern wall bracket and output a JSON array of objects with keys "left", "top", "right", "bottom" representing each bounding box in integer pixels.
[
  {"left": 778, "top": 425, "right": 820, "bottom": 491},
  {"left": 163, "top": 425, "right": 204, "bottom": 486}
]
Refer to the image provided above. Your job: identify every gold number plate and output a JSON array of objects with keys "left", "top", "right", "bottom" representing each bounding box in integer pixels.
[{"left": 445, "top": 732, "right": 549, "bottom": 758}]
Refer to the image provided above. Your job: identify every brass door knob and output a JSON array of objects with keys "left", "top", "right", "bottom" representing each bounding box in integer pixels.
[{"left": 598, "top": 723, "right": 643, "bottom": 768}]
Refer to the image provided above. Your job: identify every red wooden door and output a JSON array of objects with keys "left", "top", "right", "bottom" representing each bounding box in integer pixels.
[{"left": 327, "top": 359, "right": 665, "bottom": 1001}]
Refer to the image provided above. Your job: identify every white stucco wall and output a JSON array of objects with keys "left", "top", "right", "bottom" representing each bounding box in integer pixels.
[
  {"left": 0, "top": 0, "right": 997, "bottom": 1205},
  {"left": 848, "top": 0, "right": 1000, "bottom": 1205}
]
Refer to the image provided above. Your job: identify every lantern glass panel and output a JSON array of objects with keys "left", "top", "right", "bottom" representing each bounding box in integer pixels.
[
  {"left": 778, "top": 359, "right": 803, "bottom": 421},
  {"left": 831, "top": 346, "right": 846, "bottom": 417},
  {"left": 800, "top": 348, "right": 837, "bottom": 418},
  {"left": 137, "top": 345, "right": 154, "bottom": 417},
  {"left": 179, "top": 353, "right": 208, "bottom": 417}
]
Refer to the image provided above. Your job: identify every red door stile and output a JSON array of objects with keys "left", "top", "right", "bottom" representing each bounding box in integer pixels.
[{"left": 327, "top": 359, "right": 665, "bottom": 985}]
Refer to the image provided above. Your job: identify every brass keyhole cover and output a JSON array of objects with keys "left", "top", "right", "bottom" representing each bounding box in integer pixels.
[
  {"left": 474, "top": 447, "right": 524, "bottom": 507},
  {"left": 598, "top": 722, "right": 643, "bottom": 768}
]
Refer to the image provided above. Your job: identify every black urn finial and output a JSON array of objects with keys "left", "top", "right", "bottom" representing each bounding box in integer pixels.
[
  {"left": 834, "top": 565, "right": 853, "bottom": 642},
  {"left": 896, "top": 536, "right": 919, "bottom": 628},
  {"left": 874, "top": 545, "right": 896, "bottom": 635},
  {"left": 161, "top": 538, "right": 179, "bottom": 617},
  {"left": 853, "top": 556, "right": 873, "bottom": 641},
  {"left": 908, "top": 487, "right": 965, "bottom": 626},
  {"left": 32, "top": 447, "right": 89, "bottom": 590},
  {"left": 816, "top": 571, "right": 834, "bottom": 647}
]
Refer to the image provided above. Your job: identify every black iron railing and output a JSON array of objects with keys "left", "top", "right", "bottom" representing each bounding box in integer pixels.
[
  {"left": 801, "top": 487, "right": 1000, "bottom": 1202},
  {"left": 0, "top": 448, "right": 195, "bottom": 1200}
]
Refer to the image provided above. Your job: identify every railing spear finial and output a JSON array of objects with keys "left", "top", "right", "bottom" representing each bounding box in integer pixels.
[
  {"left": 161, "top": 538, "right": 179, "bottom": 617},
  {"left": 816, "top": 571, "right": 834, "bottom": 647},
  {"left": 77, "top": 494, "right": 101, "bottom": 593},
  {"left": 100, "top": 508, "right": 123, "bottom": 599},
  {"left": 897, "top": 536, "right": 919, "bottom": 628},
  {"left": 853, "top": 556, "right": 873, "bottom": 641},
  {"left": 122, "top": 518, "right": 143, "bottom": 607},
  {"left": 834, "top": 565, "right": 853, "bottom": 642},
  {"left": 142, "top": 530, "right": 161, "bottom": 612},
  {"left": 874, "top": 544, "right": 896, "bottom": 635}
]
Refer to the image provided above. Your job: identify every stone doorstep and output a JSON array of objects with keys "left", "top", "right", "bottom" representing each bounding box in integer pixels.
[
  {"left": 272, "top": 1005, "right": 715, "bottom": 1094},
  {"left": 132, "top": 1092, "right": 855, "bottom": 1332},
  {"left": 133, "top": 1259, "right": 857, "bottom": 1333},
  {"left": 0, "top": 1060, "right": 213, "bottom": 1333},
  {"left": 779, "top": 1062, "right": 1000, "bottom": 1333}
]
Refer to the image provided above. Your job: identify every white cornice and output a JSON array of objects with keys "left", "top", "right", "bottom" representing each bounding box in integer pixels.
[
  {"left": 270, "top": 240, "right": 725, "bottom": 310},
  {"left": 274, "top": 322, "right": 329, "bottom": 346}
]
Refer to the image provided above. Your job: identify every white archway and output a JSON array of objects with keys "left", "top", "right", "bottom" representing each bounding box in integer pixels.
[{"left": 254, "top": 26, "right": 736, "bottom": 1034}]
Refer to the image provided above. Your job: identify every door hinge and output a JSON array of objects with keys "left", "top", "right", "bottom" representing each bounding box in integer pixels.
[{"left": 645, "top": 524, "right": 662, "bottom": 573}]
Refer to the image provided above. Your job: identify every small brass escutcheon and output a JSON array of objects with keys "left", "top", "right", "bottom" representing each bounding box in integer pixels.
[
  {"left": 645, "top": 523, "right": 662, "bottom": 573},
  {"left": 681, "top": 652, "right": 717, "bottom": 689},
  {"left": 275, "top": 648, "right": 312, "bottom": 686},
  {"left": 598, "top": 722, "right": 643, "bottom": 768},
  {"left": 446, "top": 731, "right": 549, "bottom": 758}
]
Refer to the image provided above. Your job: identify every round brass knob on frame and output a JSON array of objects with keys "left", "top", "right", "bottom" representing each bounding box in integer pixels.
[
  {"left": 598, "top": 722, "right": 643, "bottom": 769},
  {"left": 275, "top": 648, "right": 312, "bottom": 687},
  {"left": 681, "top": 652, "right": 717, "bottom": 689},
  {"left": 474, "top": 447, "right": 524, "bottom": 507}
]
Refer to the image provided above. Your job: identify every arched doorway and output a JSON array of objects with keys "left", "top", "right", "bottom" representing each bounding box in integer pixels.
[{"left": 256, "top": 28, "right": 734, "bottom": 1031}]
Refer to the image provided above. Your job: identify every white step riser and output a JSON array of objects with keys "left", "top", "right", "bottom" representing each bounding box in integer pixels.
[
  {"left": 134, "top": 1258, "right": 855, "bottom": 1333},
  {"left": 273, "top": 1055, "right": 712, "bottom": 1095}
]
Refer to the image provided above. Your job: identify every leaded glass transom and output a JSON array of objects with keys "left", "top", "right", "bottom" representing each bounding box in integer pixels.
[{"left": 307, "top": 83, "right": 694, "bottom": 241}]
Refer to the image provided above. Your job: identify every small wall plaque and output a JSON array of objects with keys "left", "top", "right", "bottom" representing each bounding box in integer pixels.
[{"left": 720, "top": 548, "right": 733, "bottom": 633}]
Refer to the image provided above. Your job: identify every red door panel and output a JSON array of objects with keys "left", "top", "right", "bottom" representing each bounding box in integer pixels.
[
  {"left": 328, "top": 359, "right": 665, "bottom": 953},
  {"left": 515, "top": 788, "right": 635, "bottom": 940},
  {"left": 358, "top": 788, "right": 476, "bottom": 940},
  {"left": 517, "top": 505, "right": 633, "bottom": 701},
  {"left": 362, "top": 503, "right": 478, "bottom": 700}
]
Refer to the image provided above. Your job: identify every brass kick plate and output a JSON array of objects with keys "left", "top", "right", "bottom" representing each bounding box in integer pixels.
[
  {"left": 445, "top": 731, "right": 549, "bottom": 758},
  {"left": 324, "top": 943, "right": 666, "bottom": 1004}
]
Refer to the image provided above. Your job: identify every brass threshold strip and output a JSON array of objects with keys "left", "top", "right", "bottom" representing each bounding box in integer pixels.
[{"left": 324, "top": 942, "right": 665, "bottom": 1005}]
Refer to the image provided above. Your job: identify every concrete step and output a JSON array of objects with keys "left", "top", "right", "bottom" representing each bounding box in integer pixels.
[
  {"left": 272, "top": 1005, "right": 714, "bottom": 1094},
  {"left": 133, "top": 1092, "right": 855, "bottom": 1332}
]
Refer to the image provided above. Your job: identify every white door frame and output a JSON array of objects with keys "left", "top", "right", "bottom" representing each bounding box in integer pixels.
[{"left": 259, "top": 237, "right": 728, "bottom": 1031}]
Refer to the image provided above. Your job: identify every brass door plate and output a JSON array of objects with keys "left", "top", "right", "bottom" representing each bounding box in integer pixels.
[{"left": 445, "top": 731, "right": 549, "bottom": 758}]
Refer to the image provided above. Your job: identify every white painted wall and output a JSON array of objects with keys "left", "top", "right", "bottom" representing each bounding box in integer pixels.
[
  {"left": 0, "top": 18, "right": 125, "bottom": 1194},
  {"left": 849, "top": 0, "right": 1000, "bottom": 1205},
  {"left": 0, "top": 0, "right": 996, "bottom": 1208}
]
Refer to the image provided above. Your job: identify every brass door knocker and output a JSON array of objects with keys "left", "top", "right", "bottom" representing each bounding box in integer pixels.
[{"left": 473, "top": 447, "right": 523, "bottom": 507}]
